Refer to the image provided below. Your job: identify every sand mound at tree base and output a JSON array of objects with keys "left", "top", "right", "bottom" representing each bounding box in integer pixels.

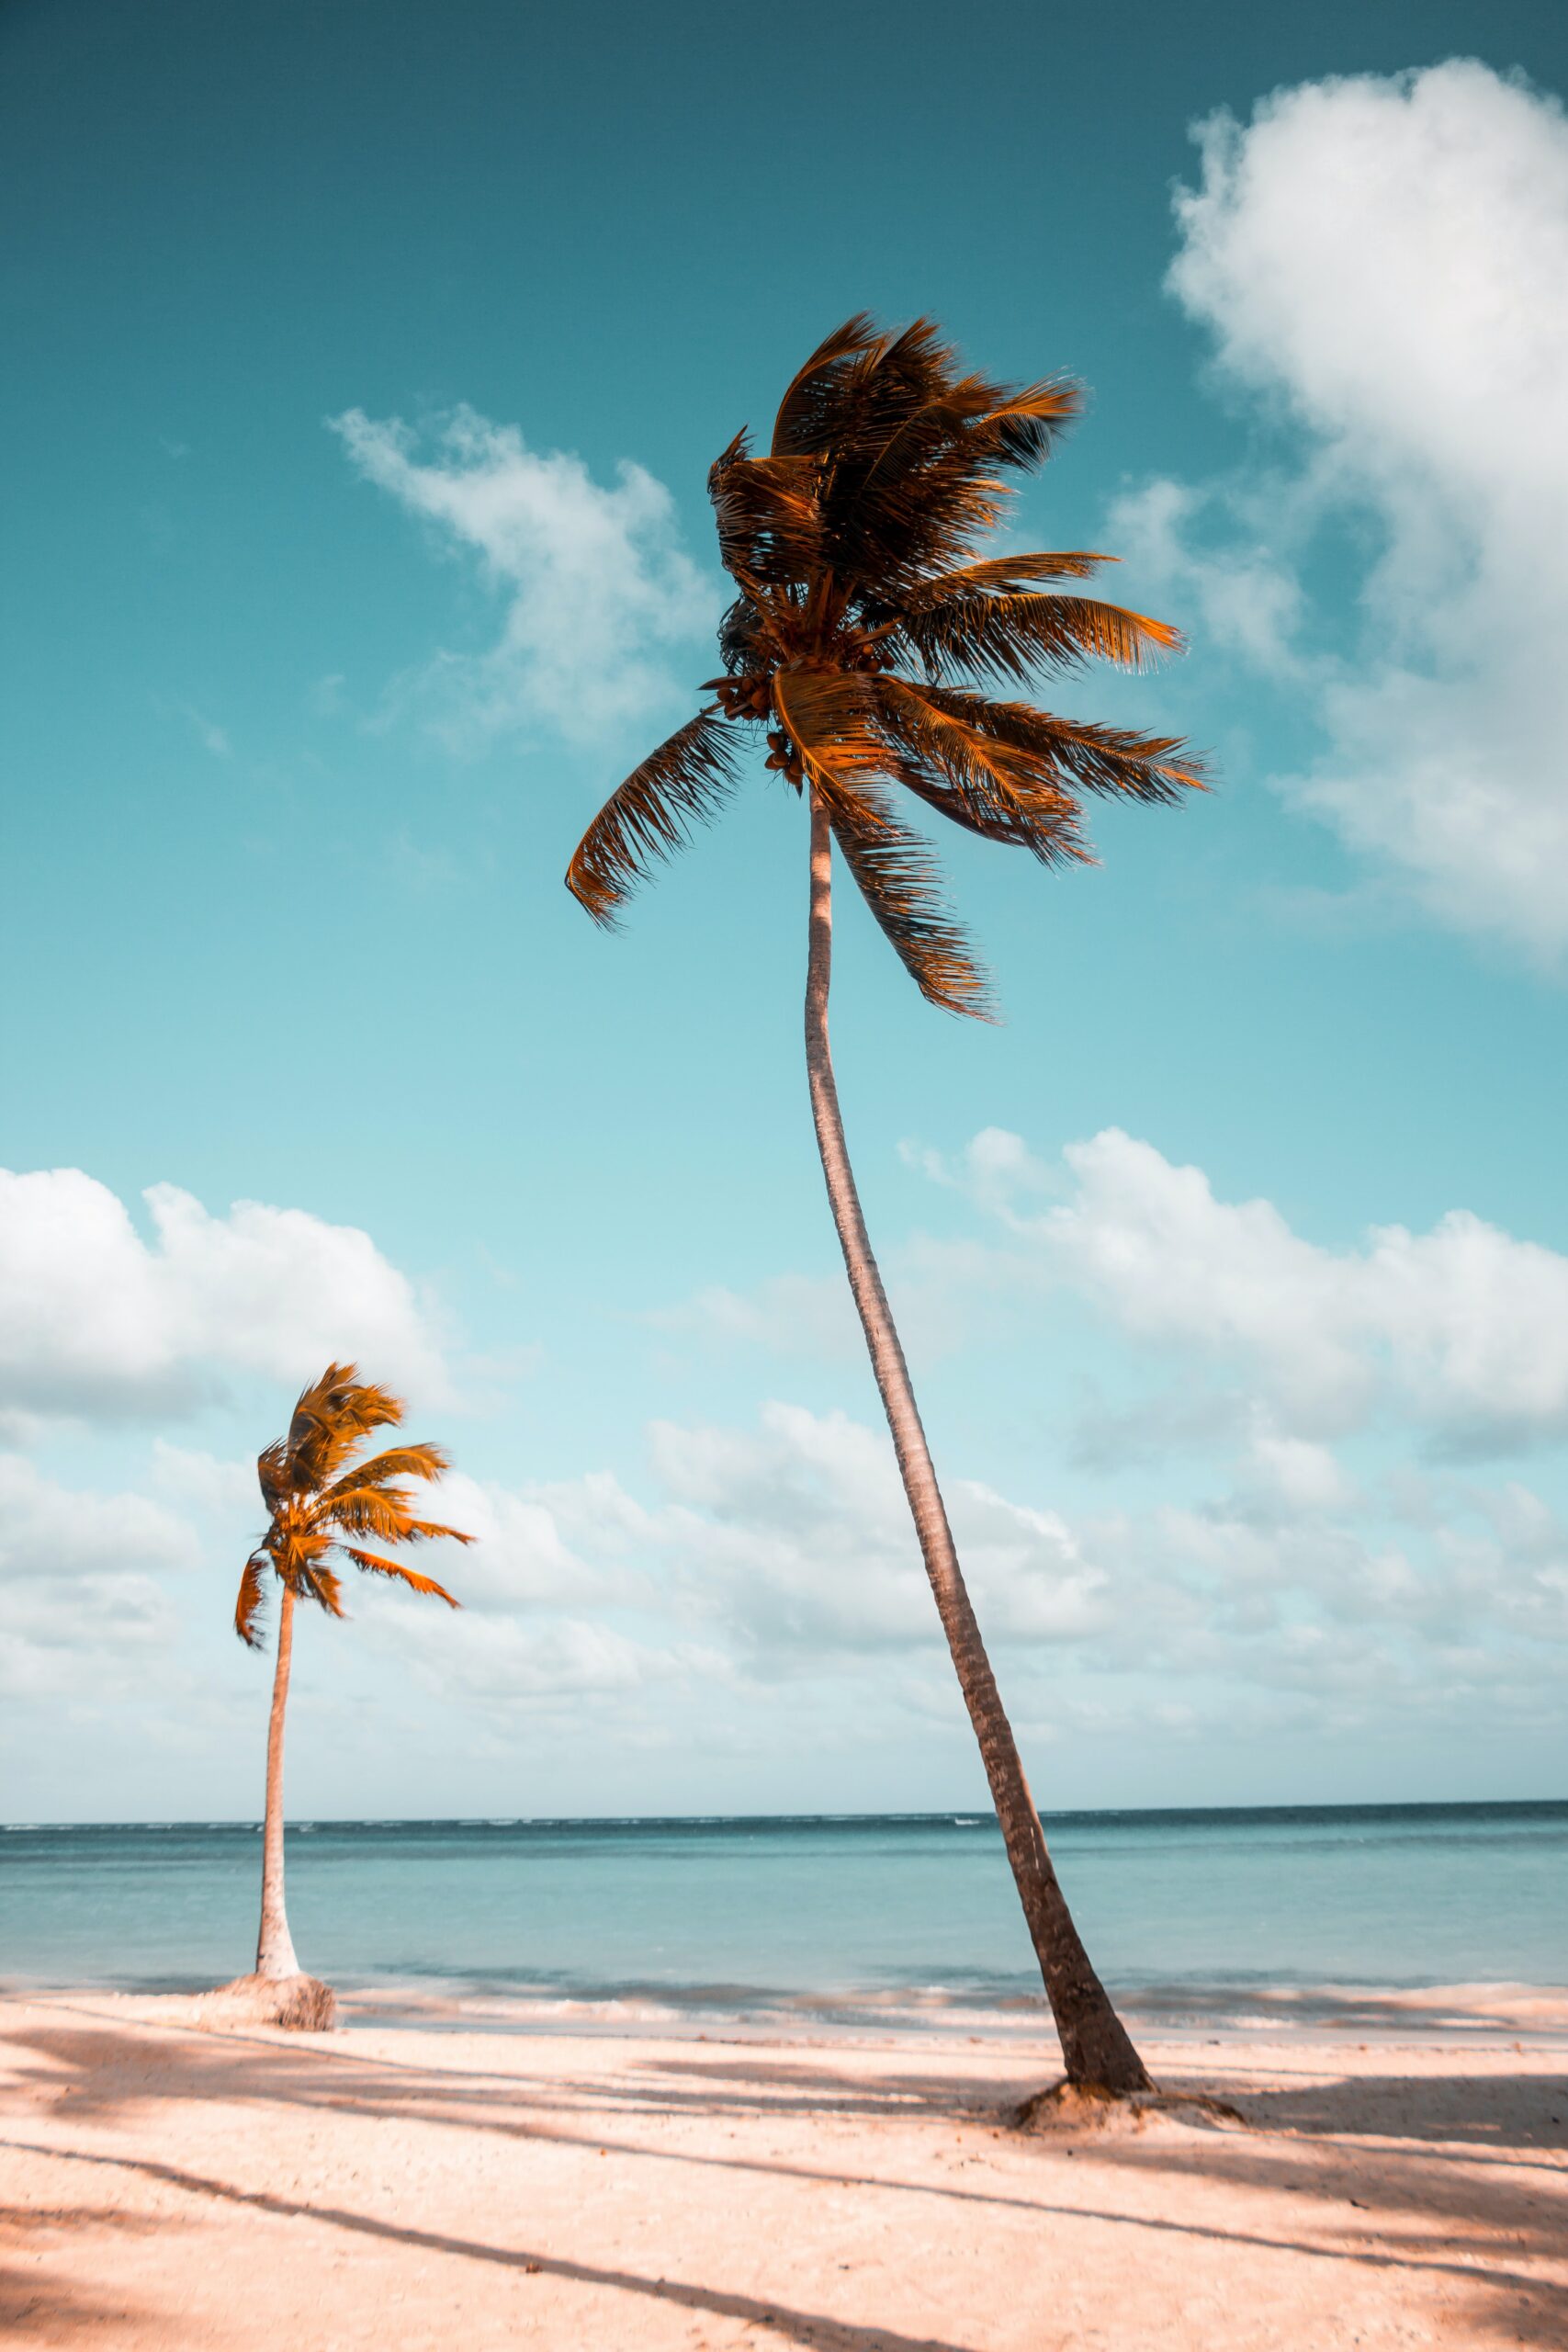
[
  {"left": 195, "top": 1973, "right": 338, "bottom": 2031},
  {"left": 1011, "top": 2079, "right": 1245, "bottom": 2134}
]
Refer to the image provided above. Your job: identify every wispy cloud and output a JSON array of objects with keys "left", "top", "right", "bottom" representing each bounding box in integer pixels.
[
  {"left": 329, "top": 403, "right": 720, "bottom": 749},
  {"left": 154, "top": 697, "right": 232, "bottom": 758}
]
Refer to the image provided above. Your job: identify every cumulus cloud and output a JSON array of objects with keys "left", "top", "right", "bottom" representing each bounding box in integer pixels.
[
  {"left": 0, "top": 1166, "right": 451, "bottom": 1423},
  {"left": 1048, "top": 1131, "right": 1568, "bottom": 1449},
  {"left": 929, "top": 1126, "right": 1568, "bottom": 1453},
  {"left": 330, "top": 404, "right": 718, "bottom": 747},
  {"left": 1127, "top": 62, "right": 1568, "bottom": 956},
  {"left": 408, "top": 1466, "right": 654, "bottom": 1614}
]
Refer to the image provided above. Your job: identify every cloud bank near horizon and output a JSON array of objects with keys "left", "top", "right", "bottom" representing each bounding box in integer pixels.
[{"left": 3, "top": 1136, "right": 1562, "bottom": 1794}]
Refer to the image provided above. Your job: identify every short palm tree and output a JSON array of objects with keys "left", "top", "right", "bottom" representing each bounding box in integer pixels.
[
  {"left": 234, "top": 1362, "right": 470, "bottom": 1994},
  {"left": 567, "top": 316, "right": 1205, "bottom": 2094}
]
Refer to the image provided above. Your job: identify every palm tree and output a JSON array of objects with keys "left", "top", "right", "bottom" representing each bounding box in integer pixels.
[
  {"left": 566, "top": 317, "right": 1206, "bottom": 2095},
  {"left": 233, "top": 1362, "right": 470, "bottom": 1999}
]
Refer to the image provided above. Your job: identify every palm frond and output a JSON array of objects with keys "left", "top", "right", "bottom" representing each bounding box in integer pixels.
[
  {"left": 234, "top": 1551, "right": 269, "bottom": 1649},
  {"left": 320, "top": 1487, "right": 471, "bottom": 1546},
  {"left": 821, "top": 784, "right": 992, "bottom": 1019},
  {"left": 316, "top": 1487, "right": 417, "bottom": 1544},
  {"left": 320, "top": 1443, "right": 453, "bottom": 1505},
  {"left": 912, "top": 685, "right": 1208, "bottom": 804},
  {"left": 875, "top": 677, "right": 1089, "bottom": 865},
  {"left": 897, "top": 592, "right": 1183, "bottom": 684},
  {"left": 256, "top": 1440, "right": 289, "bottom": 1512},
  {"left": 299, "top": 1561, "right": 345, "bottom": 1617},
  {"left": 824, "top": 422, "right": 1012, "bottom": 598},
  {"left": 770, "top": 312, "right": 886, "bottom": 456},
  {"left": 716, "top": 594, "right": 768, "bottom": 675},
  {"left": 893, "top": 550, "right": 1115, "bottom": 601},
  {"left": 566, "top": 711, "right": 742, "bottom": 926},
  {"left": 968, "top": 378, "right": 1084, "bottom": 469},
  {"left": 284, "top": 1363, "right": 404, "bottom": 1494},
  {"left": 771, "top": 668, "right": 888, "bottom": 795},
  {"left": 341, "top": 1547, "right": 462, "bottom": 1607},
  {"left": 709, "top": 452, "right": 823, "bottom": 587}
]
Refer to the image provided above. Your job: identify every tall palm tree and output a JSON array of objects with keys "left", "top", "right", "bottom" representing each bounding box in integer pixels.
[
  {"left": 234, "top": 1362, "right": 470, "bottom": 1988},
  {"left": 566, "top": 317, "right": 1206, "bottom": 2095}
]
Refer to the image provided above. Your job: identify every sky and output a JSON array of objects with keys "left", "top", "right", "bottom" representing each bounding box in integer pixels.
[{"left": 3, "top": 0, "right": 1566, "bottom": 1823}]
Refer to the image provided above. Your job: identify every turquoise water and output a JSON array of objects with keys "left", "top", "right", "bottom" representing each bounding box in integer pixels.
[{"left": 2, "top": 1805, "right": 1563, "bottom": 2017}]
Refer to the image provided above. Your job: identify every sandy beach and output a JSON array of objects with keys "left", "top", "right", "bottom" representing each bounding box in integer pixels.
[{"left": 2, "top": 1990, "right": 1565, "bottom": 2349}]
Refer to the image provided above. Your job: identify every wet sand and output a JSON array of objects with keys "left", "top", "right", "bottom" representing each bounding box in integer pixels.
[{"left": 2, "top": 1989, "right": 1565, "bottom": 2347}]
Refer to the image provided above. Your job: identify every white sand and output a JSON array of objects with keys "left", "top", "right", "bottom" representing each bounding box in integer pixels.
[{"left": 2, "top": 1988, "right": 1565, "bottom": 2347}]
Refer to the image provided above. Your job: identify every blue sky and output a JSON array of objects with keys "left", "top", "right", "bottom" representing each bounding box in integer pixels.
[{"left": 3, "top": 0, "right": 1566, "bottom": 1822}]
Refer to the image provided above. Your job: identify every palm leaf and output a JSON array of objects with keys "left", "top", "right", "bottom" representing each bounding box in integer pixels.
[
  {"left": 285, "top": 1363, "right": 404, "bottom": 1493},
  {"left": 875, "top": 677, "right": 1089, "bottom": 865},
  {"left": 321, "top": 1487, "right": 471, "bottom": 1546},
  {"left": 716, "top": 594, "right": 768, "bottom": 675},
  {"left": 824, "top": 428, "right": 1010, "bottom": 596},
  {"left": 566, "top": 711, "right": 742, "bottom": 926},
  {"left": 709, "top": 452, "right": 823, "bottom": 586},
  {"left": 320, "top": 1443, "right": 453, "bottom": 1504},
  {"left": 256, "top": 1440, "right": 289, "bottom": 1512},
  {"left": 968, "top": 379, "right": 1084, "bottom": 469},
  {"left": 299, "top": 1561, "right": 345, "bottom": 1617},
  {"left": 234, "top": 1551, "right": 269, "bottom": 1650},
  {"left": 912, "top": 685, "right": 1208, "bottom": 804},
  {"left": 822, "top": 783, "right": 992, "bottom": 1019},
  {"left": 896, "top": 550, "right": 1115, "bottom": 600},
  {"left": 317, "top": 1487, "right": 416, "bottom": 1543},
  {"left": 341, "top": 1547, "right": 462, "bottom": 1606},
  {"left": 770, "top": 312, "right": 886, "bottom": 457},
  {"left": 897, "top": 591, "right": 1183, "bottom": 683},
  {"left": 771, "top": 668, "right": 888, "bottom": 794}
]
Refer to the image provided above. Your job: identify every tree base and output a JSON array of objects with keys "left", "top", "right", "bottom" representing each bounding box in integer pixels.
[
  {"left": 203, "top": 1973, "right": 338, "bottom": 2031},
  {"left": 1011, "top": 2079, "right": 1245, "bottom": 2134}
]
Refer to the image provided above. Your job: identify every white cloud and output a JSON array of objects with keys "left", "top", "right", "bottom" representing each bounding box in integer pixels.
[
  {"left": 1242, "top": 1414, "right": 1354, "bottom": 1514},
  {"left": 1041, "top": 1129, "right": 1568, "bottom": 1448},
  {"left": 0, "top": 1454, "right": 196, "bottom": 1699},
  {"left": 149, "top": 1442, "right": 257, "bottom": 1518},
  {"left": 412, "top": 1466, "right": 653, "bottom": 1614},
  {"left": 371, "top": 1606, "right": 697, "bottom": 1705},
  {"left": 330, "top": 403, "right": 718, "bottom": 747},
  {"left": 650, "top": 1401, "right": 1112, "bottom": 1658},
  {"left": 0, "top": 1166, "right": 451, "bottom": 1423},
  {"left": 1107, "top": 477, "right": 1305, "bottom": 676},
  {"left": 929, "top": 1125, "right": 1568, "bottom": 1453},
  {"left": 1141, "top": 62, "right": 1568, "bottom": 956}
]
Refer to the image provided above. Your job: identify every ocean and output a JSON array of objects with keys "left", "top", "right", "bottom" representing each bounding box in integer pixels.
[{"left": 3, "top": 1804, "right": 1563, "bottom": 2034}]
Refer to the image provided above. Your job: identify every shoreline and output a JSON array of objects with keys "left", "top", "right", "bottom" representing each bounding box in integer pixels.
[
  {"left": 6, "top": 1974, "right": 1567, "bottom": 2048},
  {"left": 3, "top": 1988, "right": 1564, "bottom": 2347}
]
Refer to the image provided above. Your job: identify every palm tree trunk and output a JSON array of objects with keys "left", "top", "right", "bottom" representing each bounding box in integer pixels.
[
  {"left": 255, "top": 1583, "right": 301, "bottom": 1980},
  {"left": 803, "top": 793, "right": 1149, "bottom": 2093}
]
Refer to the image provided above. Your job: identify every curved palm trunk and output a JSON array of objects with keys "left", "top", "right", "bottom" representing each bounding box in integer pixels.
[
  {"left": 804, "top": 794, "right": 1149, "bottom": 2092},
  {"left": 255, "top": 1584, "right": 301, "bottom": 1980}
]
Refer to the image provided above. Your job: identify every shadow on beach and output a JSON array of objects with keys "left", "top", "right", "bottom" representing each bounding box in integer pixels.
[{"left": 4, "top": 1997, "right": 1567, "bottom": 2347}]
